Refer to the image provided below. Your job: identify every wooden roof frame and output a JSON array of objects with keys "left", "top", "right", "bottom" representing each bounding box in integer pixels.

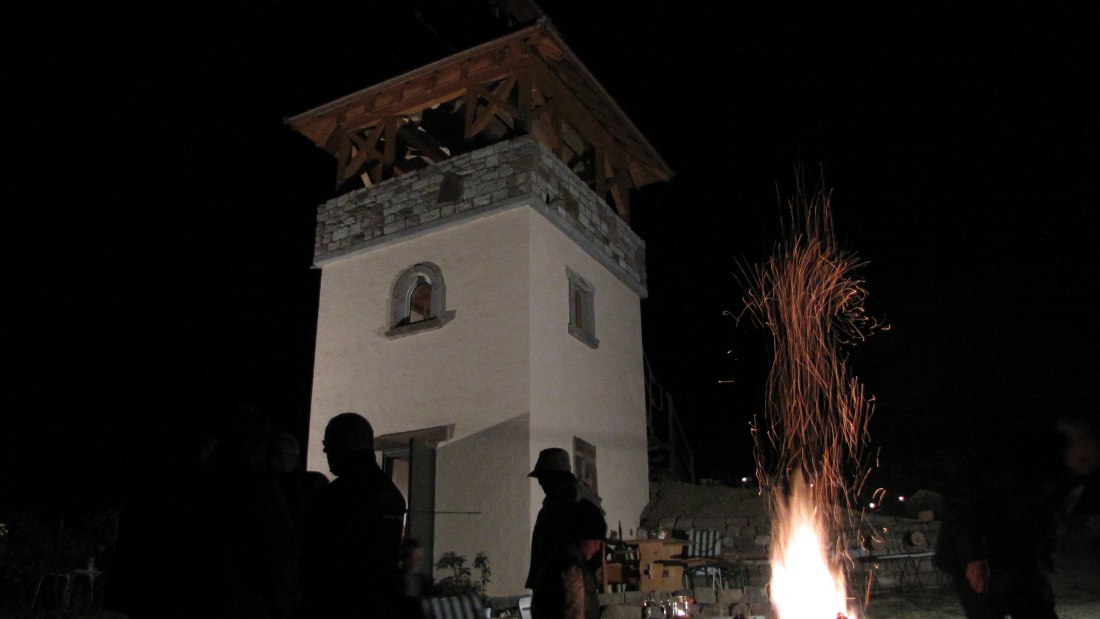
[{"left": 286, "top": 19, "right": 673, "bottom": 222}]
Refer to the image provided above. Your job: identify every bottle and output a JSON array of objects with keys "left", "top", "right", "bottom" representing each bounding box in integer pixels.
[{"left": 642, "top": 593, "right": 665, "bottom": 618}]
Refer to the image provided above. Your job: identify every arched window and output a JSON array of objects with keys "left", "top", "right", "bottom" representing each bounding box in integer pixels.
[
  {"left": 408, "top": 278, "right": 434, "bottom": 322},
  {"left": 387, "top": 262, "right": 455, "bottom": 337}
]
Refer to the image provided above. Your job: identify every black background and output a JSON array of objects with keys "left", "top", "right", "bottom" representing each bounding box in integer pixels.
[{"left": 6, "top": 2, "right": 1097, "bottom": 513}]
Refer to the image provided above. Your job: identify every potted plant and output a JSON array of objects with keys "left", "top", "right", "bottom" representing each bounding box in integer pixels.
[{"left": 433, "top": 551, "right": 492, "bottom": 601}]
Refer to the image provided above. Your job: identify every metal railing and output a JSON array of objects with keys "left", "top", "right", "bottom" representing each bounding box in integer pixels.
[{"left": 644, "top": 354, "right": 695, "bottom": 483}]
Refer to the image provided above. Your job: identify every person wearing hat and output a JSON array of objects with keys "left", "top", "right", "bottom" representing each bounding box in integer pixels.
[
  {"left": 530, "top": 503, "right": 607, "bottom": 619},
  {"left": 525, "top": 448, "right": 604, "bottom": 591}
]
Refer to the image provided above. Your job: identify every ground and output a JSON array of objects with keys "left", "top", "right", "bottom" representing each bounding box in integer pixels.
[{"left": 862, "top": 547, "right": 1100, "bottom": 619}]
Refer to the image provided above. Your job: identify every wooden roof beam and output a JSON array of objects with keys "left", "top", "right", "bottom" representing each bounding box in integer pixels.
[
  {"left": 397, "top": 124, "right": 452, "bottom": 163},
  {"left": 286, "top": 21, "right": 672, "bottom": 201},
  {"left": 341, "top": 125, "right": 385, "bottom": 183},
  {"left": 467, "top": 77, "right": 519, "bottom": 138}
]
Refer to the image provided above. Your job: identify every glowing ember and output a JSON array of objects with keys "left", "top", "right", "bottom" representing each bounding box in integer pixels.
[
  {"left": 770, "top": 475, "right": 858, "bottom": 619},
  {"left": 740, "top": 174, "right": 885, "bottom": 619}
]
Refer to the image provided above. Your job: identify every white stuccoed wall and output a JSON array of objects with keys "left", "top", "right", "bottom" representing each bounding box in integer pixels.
[
  {"left": 308, "top": 206, "right": 532, "bottom": 454},
  {"left": 527, "top": 213, "right": 649, "bottom": 551},
  {"left": 306, "top": 138, "right": 651, "bottom": 596}
]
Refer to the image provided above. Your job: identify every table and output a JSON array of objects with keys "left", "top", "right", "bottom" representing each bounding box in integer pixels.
[
  {"left": 625, "top": 538, "right": 689, "bottom": 592},
  {"left": 71, "top": 568, "right": 103, "bottom": 608},
  {"left": 719, "top": 550, "right": 770, "bottom": 588}
]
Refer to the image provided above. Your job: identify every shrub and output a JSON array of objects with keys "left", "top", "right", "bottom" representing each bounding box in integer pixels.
[{"left": 433, "top": 551, "right": 491, "bottom": 598}]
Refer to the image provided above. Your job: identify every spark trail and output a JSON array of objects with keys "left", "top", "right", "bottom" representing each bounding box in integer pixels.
[{"left": 741, "top": 174, "right": 886, "bottom": 609}]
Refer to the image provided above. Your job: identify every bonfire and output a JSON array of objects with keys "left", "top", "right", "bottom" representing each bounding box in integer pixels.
[{"left": 741, "top": 174, "right": 886, "bottom": 618}]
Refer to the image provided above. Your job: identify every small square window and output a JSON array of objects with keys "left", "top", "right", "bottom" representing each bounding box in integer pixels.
[{"left": 566, "top": 268, "right": 598, "bottom": 349}]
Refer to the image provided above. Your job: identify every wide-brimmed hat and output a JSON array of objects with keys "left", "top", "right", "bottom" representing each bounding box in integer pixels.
[{"left": 528, "top": 447, "right": 573, "bottom": 477}]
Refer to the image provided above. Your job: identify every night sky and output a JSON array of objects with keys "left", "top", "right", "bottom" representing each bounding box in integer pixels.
[{"left": 6, "top": 3, "right": 1097, "bottom": 512}]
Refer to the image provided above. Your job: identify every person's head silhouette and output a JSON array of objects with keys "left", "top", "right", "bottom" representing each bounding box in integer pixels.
[
  {"left": 268, "top": 432, "right": 301, "bottom": 474},
  {"left": 528, "top": 447, "right": 575, "bottom": 494},
  {"left": 323, "top": 412, "right": 375, "bottom": 476}
]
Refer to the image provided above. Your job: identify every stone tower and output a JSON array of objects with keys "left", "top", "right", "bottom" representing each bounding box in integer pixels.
[{"left": 287, "top": 19, "right": 671, "bottom": 595}]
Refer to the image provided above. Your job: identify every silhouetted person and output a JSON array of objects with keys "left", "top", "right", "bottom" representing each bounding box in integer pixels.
[
  {"left": 1055, "top": 416, "right": 1100, "bottom": 521},
  {"left": 525, "top": 448, "right": 604, "bottom": 591},
  {"left": 531, "top": 504, "right": 607, "bottom": 619},
  {"left": 267, "top": 432, "right": 329, "bottom": 543},
  {"left": 935, "top": 416, "right": 1099, "bottom": 619},
  {"left": 112, "top": 405, "right": 297, "bottom": 619},
  {"left": 108, "top": 412, "right": 220, "bottom": 618},
  {"left": 301, "top": 412, "right": 406, "bottom": 619},
  {"left": 398, "top": 538, "right": 434, "bottom": 619},
  {"left": 203, "top": 406, "right": 298, "bottom": 619}
]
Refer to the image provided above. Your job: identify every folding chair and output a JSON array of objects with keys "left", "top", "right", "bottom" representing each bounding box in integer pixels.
[
  {"left": 675, "top": 529, "right": 723, "bottom": 589},
  {"left": 601, "top": 540, "right": 640, "bottom": 592},
  {"left": 422, "top": 592, "right": 485, "bottom": 619}
]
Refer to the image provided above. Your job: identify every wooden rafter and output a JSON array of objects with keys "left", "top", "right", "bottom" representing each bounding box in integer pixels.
[
  {"left": 343, "top": 125, "right": 384, "bottom": 183},
  {"left": 397, "top": 124, "right": 450, "bottom": 163},
  {"left": 288, "top": 20, "right": 672, "bottom": 220},
  {"left": 607, "top": 165, "right": 634, "bottom": 221},
  {"left": 466, "top": 77, "right": 519, "bottom": 137}
]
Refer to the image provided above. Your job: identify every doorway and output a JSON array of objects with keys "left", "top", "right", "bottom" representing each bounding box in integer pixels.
[{"left": 376, "top": 425, "right": 452, "bottom": 577}]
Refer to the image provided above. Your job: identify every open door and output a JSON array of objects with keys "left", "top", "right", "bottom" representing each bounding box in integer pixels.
[
  {"left": 377, "top": 426, "right": 449, "bottom": 578},
  {"left": 408, "top": 438, "right": 436, "bottom": 577}
]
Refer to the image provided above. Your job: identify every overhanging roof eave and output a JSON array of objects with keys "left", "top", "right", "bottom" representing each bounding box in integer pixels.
[
  {"left": 285, "top": 18, "right": 673, "bottom": 184},
  {"left": 285, "top": 23, "right": 547, "bottom": 126}
]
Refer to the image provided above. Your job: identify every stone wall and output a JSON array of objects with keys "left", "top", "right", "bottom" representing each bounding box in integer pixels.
[
  {"left": 641, "top": 481, "right": 772, "bottom": 558},
  {"left": 599, "top": 480, "right": 946, "bottom": 616},
  {"left": 640, "top": 481, "right": 773, "bottom": 591},
  {"left": 312, "top": 135, "right": 647, "bottom": 296}
]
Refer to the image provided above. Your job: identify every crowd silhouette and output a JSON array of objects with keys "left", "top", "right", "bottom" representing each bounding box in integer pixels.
[{"left": 107, "top": 406, "right": 417, "bottom": 619}]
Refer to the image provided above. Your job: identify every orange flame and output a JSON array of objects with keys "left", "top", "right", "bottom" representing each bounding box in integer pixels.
[
  {"left": 770, "top": 475, "right": 858, "bottom": 619},
  {"left": 740, "top": 174, "right": 883, "bottom": 618}
]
